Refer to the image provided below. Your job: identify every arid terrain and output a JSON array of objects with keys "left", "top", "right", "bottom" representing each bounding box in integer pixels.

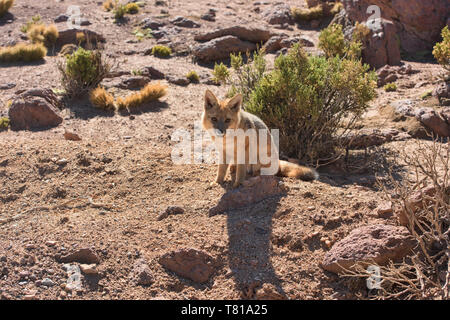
[{"left": 0, "top": 0, "right": 448, "bottom": 300}]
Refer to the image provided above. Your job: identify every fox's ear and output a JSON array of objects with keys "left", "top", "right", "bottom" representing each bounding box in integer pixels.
[
  {"left": 227, "top": 94, "right": 242, "bottom": 112},
  {"left": 204, "top": 89, "right": 218, "bottom": 110}
]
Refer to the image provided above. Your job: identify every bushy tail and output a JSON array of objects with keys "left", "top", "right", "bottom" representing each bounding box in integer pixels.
[{"left": 278, "top": 160, "right": 319, "bottom": 181}]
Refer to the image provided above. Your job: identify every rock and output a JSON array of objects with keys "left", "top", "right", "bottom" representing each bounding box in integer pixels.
[
  {"left": 376, "top": 202, "right": 393, "bottom": 218},
  {"left": 441, "top": 107, "right": 450, "bottom": 124},
  {"left": 264, "top": 35, "right": 315, "bottom": 53},
  {"left": 60, "top": 248, "right": 100, "bottom": 264},
  {"left": 54, "top": 14, "right": 69, "bottom": 23},
  {"left": 64, "top": 131, "right": 82, "bottom": 141},
  {"left": 63, "top": 264, "right": 82, "bottom": 292},
  {"left": 376, "top": 65, "right": 398, "bottom": 87},
  {"left": 141, "top": 18, "right": 166, "bottom": 30},
  {"left": 0, "top": 83, "right": 16, "bottom": 90},
  {"left": 193, "top": 35, "right": 257, "bottom": 62},
  {"left": 159, "top": 248, "right": 215, "bottom": 283},
  {"left": 103, "top": 75, "right": 149, "bottom": 90},
  {"left": 341, "top": 128, "right": 409, "bottom": 149},
  {"left": 342, "top": 0, "right": 449, "bottom": 53},
  {"left": 131, "top": 258, "right": 153, "bottom": 286},
  {"left": 194, "top": 25, "right": 272, "bottom": 43},
  {"left": 40, "top": 278, "right": 55, "bottom": 287},
  {"left": 170, "top": 16, "right": 200, "bottom": 28},
  {"left": 8, "top": 89, "right": 62, "bottom": 131},
  {"left": 209, "top": 176, "right": 287, "bottom": 216},
  {"left": 262, "top": 4, "right": 292, "bottom": 25},
  {"left": 80, "top": 264, "right": 98, "bottom": 275},
  {"left": 57, "top": 29, "right": 105, "bottom": 46},
  {"left": 322, "top": 224, "right": 416, "bottom": 274},
  {"left": 418, "top": 110, "right": 450, "bottom": 137},
  {"left": 254, "top": 283, "right": 286, "bottom": 300},
  {"left": 201, "top": 13, "right": 215, "bottom": 22},
  {"left": 142, "top": 66, "right": 165, "bottom": 79},
  {"left": 433, "top": 82, "right": 450, "bottom": 106},
  {"left": 166, "top": 75, "right": 189, "bottom": 86}
]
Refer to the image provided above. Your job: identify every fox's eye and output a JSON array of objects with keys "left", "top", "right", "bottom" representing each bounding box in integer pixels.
[
  {"left": 211, "top": 117, "right": 217, "bottom": 122},
  {"left": 225, "top": 118, "right": 231, "bottom": 123}
]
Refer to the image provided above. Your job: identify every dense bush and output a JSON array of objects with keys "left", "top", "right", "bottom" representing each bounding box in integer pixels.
[
  {"left": 318, "top": 23, "right": 366, "bottom": 59},
  {"left": 384, "top": 82, "right": 397, "bottom": 92},
  {"left": 58, "top": 47, "right": 111, "bottom": 98},
  {"left": 241, "top": 44, "right": 376, "bottom": 164},
  {"left": 212, "top": 62, "right": 230, "bottom": 85},
  {"left": 186, "top": 70, "right": 200, "bottom": 83},
  {"left": 0, "top": 0, "right": 14, "bottom": 18},
  {"left": 433, "top": 26, "right": 450, "bottom": 75},
  {"left": 0, "top": 117, "right": 9, "bottom": 131},
  {"left": 151, "top": 45, "right": 172, "bottom": 58},
  {"left": 0, "top": 43, "right": 47, "bottom": 62}
]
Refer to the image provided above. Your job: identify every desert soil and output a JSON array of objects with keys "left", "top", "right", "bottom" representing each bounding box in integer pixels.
[{"left": 0, "top": 0, "right": 446, "bottom": 300}]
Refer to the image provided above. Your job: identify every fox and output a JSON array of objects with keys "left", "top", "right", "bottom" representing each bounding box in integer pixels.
[{"left": 201, "top": 89, "right": 318, "bottom": 188}]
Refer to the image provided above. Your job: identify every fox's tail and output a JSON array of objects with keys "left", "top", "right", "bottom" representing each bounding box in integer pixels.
[{"left": 278, "top": 160, "right": 319, "bottom": 181}]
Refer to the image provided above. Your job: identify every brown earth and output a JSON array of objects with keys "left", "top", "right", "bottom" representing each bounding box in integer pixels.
[{"left": 0, "top": 0, "right": 447, "bottom": 300}]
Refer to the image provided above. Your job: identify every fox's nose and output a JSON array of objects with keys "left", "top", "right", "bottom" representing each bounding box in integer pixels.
[{"left": 214, "top": 128, "right": 225, "bottom": 136}]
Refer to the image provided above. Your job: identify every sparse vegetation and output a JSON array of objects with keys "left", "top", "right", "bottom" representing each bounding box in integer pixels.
[
  {"left": 0, "top": 43, "right": 47, "bottom": 62},
  {"left": 186, "top": 70, "right": 200, "bottom": 83},
  {"left": 116, "top": 82, "right": 167, "bottom": 110},
  {"left": 58, "top": 47, "right": 112, "bottom": 98},
  {"left": 90, "top": 87, "right": 116, "bottom": 110},
  {"left": 113, "top": 3, "right": 127, "bottom": 20},
  {"left": 132, "top": 27, "right": 152, "bottom": 41},
  {"left": 384, "top": 82, "right": 397, "bottom": 92},
  {"left": 0, "top": 0, "right": 14, "bottom": 17},
  {"left": 291, "top": 5, "right": 324, "bottom": 22},
  {"left": 212, "top": 62, "right": 230, "bottom": 85},
  {"left": 237, "top": 43, "right": 376, "bottom": 164},
  {"left": 151, "top": 45, "right": 172, "bottom": 58},
  {"left": 421, "top": 90, "right": 432, "bottom": 100},
  {"left": 433, "top": 26, "right": 450, "bottom": 79},
  {"left": 20, "top": 15, "right": 42, "bottom": 34},
  {"left": 0, "top": 117, "right": 9, "bottom": 131},
  {"left": 27, "top": 24, "right": 59, "bottom": 46}
]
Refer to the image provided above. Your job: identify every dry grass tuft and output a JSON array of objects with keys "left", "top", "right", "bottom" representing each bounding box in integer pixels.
[
  {"left": 0, "top": 0, "right": 14, "bottom": 17},
  {"left": 90, "top": 87, "right": 115, "bottom": 110},
  {"left": 27, "top": 24, "right": 59, "bottom": 46},
  {"left": 116, "top": 82, "right": 167, "bottom": 110},
  {"left": 0, "top": 43, "right": 47, "bottom": 62}
]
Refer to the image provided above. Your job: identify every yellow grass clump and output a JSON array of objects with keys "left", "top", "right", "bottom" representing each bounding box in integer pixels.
[
  {"left": 27, "top": 24, "right": 59, "bottom": 46},
  {"left": 90, "top": 87, "right": 116, "bottom": 110},
  {"left": 103, "top": 0, "right": 115, "bottom": 11},
  {"left": 116, "top": 83, "right": 167, "bottom": 110},
  {"left": 0, "top": 43, "right": 47, "bottom": 62},
  {"left": 0, "top": 0, "right": 14, "bottom": 17}
]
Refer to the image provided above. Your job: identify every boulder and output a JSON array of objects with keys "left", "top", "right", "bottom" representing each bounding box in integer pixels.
[
  {"left": 8, "top": 89, "right": 62, "bottom": 131},
  {"left": 159, "top": 248, "right": 215, "bottom": 283},
  {"left": 57, "top": 28, "right": 105, "bottom": 46},
  {"left": 170, "top": 16, "right": 200, "bottom": 28},
  {"left": 193, "top": 35, "right": 257, "bottom": 62},
  {"left": 131, "top": 258, "right": 153, "bottom": 286},
  {"left": 59, "top": 248, "right": 100, "bottom": 264},
  {"left": 418, "top": 110, "right": 450, "bottom": 137},
  {"left": 342, "top": 0, "right": 449, "bottom": 53},
  {"left": 194, "top": 25, "right": 272, "bottom": 43},
  {"left": 433, "top": 82, "right": 450, "bottom": 106},
  {"left": 322, "top": 224, "right": 416, "bottom": 274},
  {"left": 262, "top": 4, "right": 292, "bottom": 25}
]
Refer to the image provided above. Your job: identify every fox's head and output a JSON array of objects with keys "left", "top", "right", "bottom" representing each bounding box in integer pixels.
[{"left": 201, "top": 89, "right": 242, "bottom": 137}]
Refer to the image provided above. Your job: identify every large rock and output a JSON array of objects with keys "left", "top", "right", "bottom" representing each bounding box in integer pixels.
[
  {"left": 59, "top": 248, "right": 100, "bottom": 264},
  {"left": 322, "top": 224, "right": 416, "bottom": 274},
  {"left": 158, "top": 248, "right": 215, "bottom": 283},
  {"left": 417, "top": 110, "right": 450, "bottom": 137},
  {"left": 8, "top": 89, "right": 62, "bottom": 131},
  {"left": 342, "top": 0, "right": 450, "bottom": 53},
  {"left": 193, "top": 35, "right": 257, "bottom": 62},
  {"left": 194, "top": 25, "right": 272, "bottom": 43},
  {"left": 264, "top": 35, "right": 314, "bottom": 53},
  {"left": 262, "top": 4, "right": 292, "bottom": 25},
  {"left": 57, "top": 28, "right": 105, "bottom": 46},
  {"left": 131, "top": 258, "right": 153, "bottom": 286},
  {"left": 433, "top": 82, "right": 450, "bottom": 106}
]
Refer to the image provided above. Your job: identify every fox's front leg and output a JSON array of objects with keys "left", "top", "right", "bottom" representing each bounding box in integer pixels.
[
  {"left": 232, "top": 164, "right": 246, "bottom": 188},
  {"left": 215, "top": 163, "right": 229, "bottom": 184}
]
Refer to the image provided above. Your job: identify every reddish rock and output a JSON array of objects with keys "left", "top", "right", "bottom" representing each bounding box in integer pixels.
[
  {"left": 194, "top": 25, "right": 272, "bottom": 43},
  {"left": 60, "top": 248, "right": 100, "bottom": 264},
  {"left": 322, "top": 224, "right": 416, "bottom": 274},
  {"left": 159, "top": 248, "right": 215, "bottom": 283},
  {"left": 398, "top": 185, "right": 439, "bottom": 226},
  {"left": 209, "top": 176, "right": 287, "bottom": 216},
  {"left": 342, "top": 0, "right": 449, "bottom": 53},
  {"left": 131, "top": 258, "right": 153, "bottom": 286},
  {"left": 376, "top": 202, "right": 393, "bottom": 218},
  {"left": 262, "top": 4, "right": 292, "bottom": 25},
  {"left": 418, "top": 110, "right": 450, "bottom": 137},
  {"left": 433, "top": 82, "right": 450, "bottom": 106},
  {"left": 64, "top": 131, "right": 82, "bottom": 141},
  {"left": 57, "top": 28, "right": 105, "bottom": 46},
  {"left": 193, "top": 35, "right": 257, "bottom": 62},
  {"left": 8, "top": 89, "right": 62, "bottom": 131}
]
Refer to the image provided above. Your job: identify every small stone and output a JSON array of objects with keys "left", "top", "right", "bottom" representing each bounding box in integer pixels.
[
  {"left": 41, "top": 278, "right": 55, "bottom": 287},
  {"left": 80, "top": 264, "right": 98, "bottom": 275}
]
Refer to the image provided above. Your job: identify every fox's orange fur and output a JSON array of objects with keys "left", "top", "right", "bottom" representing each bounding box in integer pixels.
[{"left": 201, "top": 89, "right": 318, "bottom": 188}]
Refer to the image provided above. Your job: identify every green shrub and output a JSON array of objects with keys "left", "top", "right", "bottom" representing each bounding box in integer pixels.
[
  {"left": 58, "top": 47, "right": 112, "bottom": 98},
  {"left": 384, "top": 82, "right": 397, "bottom": 92},
  {"left": 212, "top": 62, "right": 230, "bottom": 85},
  {"left": 0, "top": 0, "right": 14, "bottom": 17},
  {"left": 151, "top": 45, "right": 171, "bottom": 58},
  {"left": 318, "top": 23, "right": 364, "bottom": 59},
  {"left": 0, "top": 117, "right": 9, "bottom": 131},
  {"left": 243, "top": 44, "right": 377, "bottom": 164},
  {"left": 114, "top": 3, "right": 127, "bottom": 20},
  {"left": 125, "top": 3, "right": 139, "bottom": 14},
  {"left": 0, "top": 43, "right": 47, "bottom": 62},
  {"left": 421, "top": 90, "right": 432, "bottom": 100},
  {"left": 433, "top": 26, "right": 450, "bottom": 74},
  {"left": 20, "top": 15, "right": 42, "bottom": 33},
  {"left": 186, "top": 70, "right": 200, "bottom": 83},
  {"left": 132, "top": 27, "right": 152, "bottom": 41},
  {"left": 228, "top": 49, "right": 266, "bottom": 103}
]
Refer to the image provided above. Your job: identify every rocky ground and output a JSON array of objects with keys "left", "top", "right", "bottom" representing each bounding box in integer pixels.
[{"left": 0, "top": 0, "right": 448, "bottom": 300}]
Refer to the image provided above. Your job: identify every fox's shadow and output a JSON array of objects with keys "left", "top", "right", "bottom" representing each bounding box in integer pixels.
[{"left": 219, "top": 190, "right": 286, "bottom": 299}]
